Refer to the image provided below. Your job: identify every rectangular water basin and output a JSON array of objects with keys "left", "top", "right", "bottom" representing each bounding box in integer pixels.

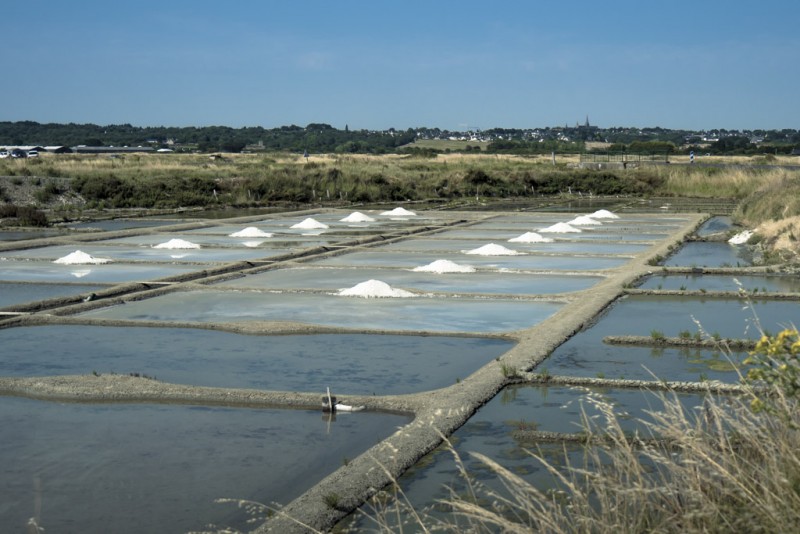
[
  {"left": 315, "top": 250, "right": 630, "bottom": 271},
  {"left": 377, "top": 237, "right": 651, "bottom": 255},
  {"left": 103, "top": 232, "right": 336, "bottom": 249},
  {"left": 0, "top": 282, "right": 109, "bottom": 309},
  {"left": 0, "top": 243, "right": 281, "bottom": 264},
  {"left": 81, "top": 289, "right": 565, "bottom": 334},
  {"left": 0, "top": 325, "right": 513, "bottom": 394},
  {"left": 664, "top": 241, "right": 754, "bottom": 267},
  {"left": 638, "top": 273, "right": 800, "bottom": 294},
  {"left": 218, "top": 266, "right": 603, "bottom": 295},
  {"left": 0, "top": 259, "right": 199, "bottom": 284},
  {"left": 0, "top": 397, "right": 410, "bottom": 534}
]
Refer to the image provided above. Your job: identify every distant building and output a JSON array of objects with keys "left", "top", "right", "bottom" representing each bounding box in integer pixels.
[{"left": 71, "top": 146, "right": 155, "bottom": 154}]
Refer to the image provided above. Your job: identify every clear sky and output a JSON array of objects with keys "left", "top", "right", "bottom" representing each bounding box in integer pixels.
[{"left": 3, "top": 1, "right": 798, "bottom": 131}]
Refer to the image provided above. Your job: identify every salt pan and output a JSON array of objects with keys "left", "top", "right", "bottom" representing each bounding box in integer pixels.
[
  {"left": 229, "top": 227, "right": 273, "bottom": 238},
  {"left": 290, "top": 218, "right": 329, "bottom": 229},
  {"left": 539, "top": 223, "right": 581, "bottom": 233},
  {"left": 54, "top": 250, "right": 112, "bottom": 265},
  {"left": 153, "top": 239, "right": 201, "bottom": 249},
  {"left": 336, "top": 279, "right": 415, "bottom": 298},
  {"left": 568, "top": 216, "right": 602, "bottom": 226},
  {"left": 464, "top": 243, "right": 522, "bottom": 256},
  {"left": 728, "top": 230, "right": 754, "bottom": 245},
  {"left": 589, "top": 209, "right": 620, "bottom": 219},
  {"left": 508, "top": 232, "right": 554, "bottom": 243},
  {"left": 412, "top": 259, "right": 476, "bottom": 273},
  {"left": 340, "top": 212, "right": 375, "bottom": 223},
  {"left": 380, "top": 207, "right": 416, "bottom": 216}
]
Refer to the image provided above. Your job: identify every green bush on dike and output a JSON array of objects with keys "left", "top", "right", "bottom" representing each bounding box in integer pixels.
[
  {"left": 0, "top": 204, "right": 49, "bottom": 226},
  {"left": 743, "top": 328, "right": 800, "bottom": 414}
]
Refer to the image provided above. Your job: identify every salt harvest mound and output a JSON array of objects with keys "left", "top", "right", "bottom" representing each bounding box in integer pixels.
[
  {"left": 153, "top": 239, "right": 201, "bottom": 249},
  {"left": 464, "top": 243, "right": 522, "bottom": 256},
  {"left": 380, "top": 207, "right": 416, "bottom": 217},
  {"left": 412, "top": 259, "right": 476, "bottom": 273},
  {"left": 340, "top": 212, "right": 375, "bottom": 223},
  {"left": 508, "top": 232, "right": 554, "bottom": 243},
  {"left": 539, "top": 222, "right": 581, "bottom": 233},
  {"left": 229, "top": 227, "right": 273, "bottom": 238},
  {"left": 241, "top": 241, "right": 265, "bottom": 248},
  {"left": 54, "top": 250, "right": 112, "bottom": 265},
  {"left": 728, "top": 230, "right": 754, "bottom": 245},
  {"left": 568, "top": 215, "right": 602, "bottom": 226},
  {"left": 290, "top": 218, "right": 329, "bottom": 230},
  {"left": 337, "top": 279, "right": 415, "bottom": 298},
  {"left": 589, "top": 209, "right": 620, "bottom": 219}
]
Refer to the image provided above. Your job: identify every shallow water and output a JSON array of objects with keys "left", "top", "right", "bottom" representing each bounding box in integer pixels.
[
  {"left": 0, "top": 397, "right": 410, "bottom": 534},
  {"left": 695, "top": 216, "right": 733, "bottom": 237},
  {"left": 378, "top": 237, "right": 651, "bottom": 255},
  {"left": 81, "top": 290, "right": 565, "bottom": 333},
  {"left": 664, "top": 241, "right": 753, "bottom": 267},
  {"left": 316, "top": 250, "right": 629, "bottom": 271},
  {"left": 0, "top": 243, "right": 281, "bottom": 263},
  {"left": 0, "top": 326, "right": 513, "bottom": 394},
  {"left": 218, "top": 266, "right": 603, "bottom": 295},
  {"left": 638, "top": 273, "right": 800, "bottom": 293},
  {"left": 0, "top": 259, "right": 198, "bottom": 284},
  {"left": 0, "top": 283, "right": 108, "bottom": 309},
  {"left": 0, "top": 229, "right": 69, "bottom": 241},
  {"left": 348, "top": 384, "right": 708, "bottom": 531},
  {"left": 64, "top": 219, "right": 182, "bottom": 231}
]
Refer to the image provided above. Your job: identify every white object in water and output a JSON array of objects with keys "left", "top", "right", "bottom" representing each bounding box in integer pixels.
[
  {"left": 508, "top": 232, "right": 554, "bottom": 243},
  {"left": 539, "top": 222, "right": 581, "bottom": 233},
  {"left": 337, "top": 279, "right": 415, "bottom": 298},
  {"left": 54, "top": 250, "right": 112, "bottom": 264},
  {"left": 380, "top": 207, "right": 416, "bottom": 216},
  {"left": 153, "top": 239, "right": 201, "bottom": 249},
  {"left": 229, "top": 227, "right": 273, "bottom": 237},
  {"left": 412, "top": 259, "right": 476, "bottom": 273},
  {"left": 589, "top": 209, "right": 619, "bottom": 219},
  {"left": 291, "top": 217, "right": 329, "bottom": 229},
  {"left": 568, "top": 215, "right": 602, "bottom": 226},
  {"left": 340, "top": 211, "right": 375, "bottom": 223},
  {"left": 728, "top": 230, "right": 754, "bottom": 245},
  {"left": 464, "top": 243, "right": 522, "bottom": 256}
]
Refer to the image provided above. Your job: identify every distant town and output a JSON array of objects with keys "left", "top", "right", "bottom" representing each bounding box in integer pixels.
[{"left": 1, "top": 120, "right": 798, "bottom": 156}]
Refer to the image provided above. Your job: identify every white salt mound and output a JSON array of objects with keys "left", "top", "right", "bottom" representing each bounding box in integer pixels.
[
  {"left": 508, "top": 232, "right": 554, "bottom": 243},
  {"left": 380, "top": 207, "right": 416, "bottom": 216},
  {"left": 412, "top": 259, "right": 476, "bottom": 273},
  {"left": 229, "top": 227, "right": 273, "bottom": 238},
  {"left": 290, "top": 217, "right": 329, "bottom": 229},
  {"left": 589, "top": 209, "right": 620, "bottom": 219},
  {"left": 539, "top": 222, "right": 581, "bottom": 233},
  {"left": 153, "top": 239, "right": 201, "bottom": 249},
  {"left": 54, "top": 250, "right": 112, "bottom": 265},
  {"left": 568, "top": 215, "right": 602, "bottom": 226},
  {"left": 728, "top": 230, "right": 754, "bottom": 245},
  {"left": 241, "top": 240, "right": 265, "bottom": 248},
  {"left": 464, "top": 243, "right": 522, "bottom": 256},
  {"left": 340, "top": 212, "right": 375, "bottom": 223},
  {"left": 337, "top": 279, "right": 415, "bottom": 298}
]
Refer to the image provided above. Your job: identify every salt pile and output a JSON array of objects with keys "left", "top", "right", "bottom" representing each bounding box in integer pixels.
[
  {"left": 508, "top": 232, "right": 554, "bottom": 243},
  {"left": 539, "top": 222, "right": 581, "bottom": 233},
  {"left": 568, "top": 215, "right": 602, "bottom": 226},
  {"left": 229, "top": 227, "right": 273, "bottom": 238},
  {"left": 54, "top": 250, "right": 112, "bottom": 265},
  {"left": 153, "top": 239, "right": 201, "bottom": 249},
  {"left": 337, "top": 279, "right": 415, "bottom": 298},
  {"left": 340, "top": 212, "right": 375, "bottom": 223},
  {"left": 290, "top": 218, "right": 329, "bottom": 229},
  {"left": 241, "top": 241, "right": 265, "bottom": 248},
  {"left": 728, "top": 230, "right": 754, "bottom": 245},
  {"left": 380, "top": 207, "right": 416, "bottom": 216},
  {"left": 589, "top": 209, "right": 620, "bottom": 219},
  {"left": 464, "top": 243, "right": 522, "bottom": 256},
  {"left": 412, "top": 259, "right": 476, "bottom": 273}
]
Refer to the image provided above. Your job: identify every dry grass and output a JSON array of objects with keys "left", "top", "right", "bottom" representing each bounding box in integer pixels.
[{"left": 355, "top": 388, "right": 800, "bottom": 534}]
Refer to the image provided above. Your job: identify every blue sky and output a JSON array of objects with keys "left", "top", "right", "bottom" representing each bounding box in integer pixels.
[{"left": 3, "top": 1, "right": 798, "bottom": 131}]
